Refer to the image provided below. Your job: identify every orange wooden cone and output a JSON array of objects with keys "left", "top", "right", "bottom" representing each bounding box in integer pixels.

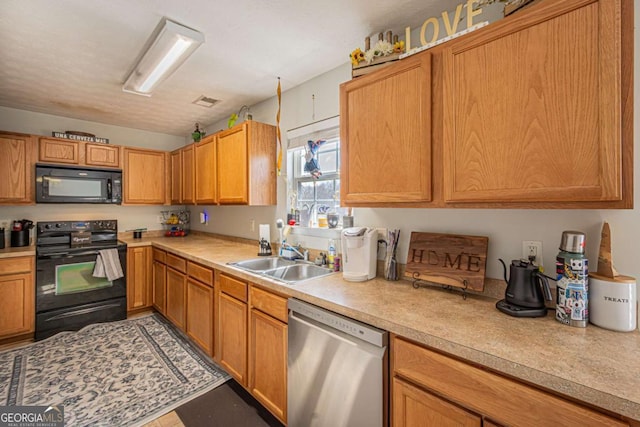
[{"left": 596, "top": 222, "right": 618, "bottom": 278}]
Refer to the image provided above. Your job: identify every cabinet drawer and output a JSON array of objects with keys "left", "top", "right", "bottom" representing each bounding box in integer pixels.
[
  {"left": 393, "top": 337, "right": 626, "bottom": 427},
  {"left": 188, "top": 261, "right": 213, "bottom": 287},
  {"left": 219, "top": 274, "right": 247, "bottom": 302},
  {"left": 166, "top": 253, "right": 186, "bottom": 273},
  {"left": 250, "top": 286, "right": 287, "bottom": 323},
  {"left": 0, "top": 256, "right": 33, "bottom": 275},
  {"left": 152, "top": 248, "right": 166, "bottom": 264}
]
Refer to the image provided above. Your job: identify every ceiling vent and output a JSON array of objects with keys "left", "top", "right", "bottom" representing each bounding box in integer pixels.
[{"left": 193, "top": 96, "right": 220, "bottom": 108}]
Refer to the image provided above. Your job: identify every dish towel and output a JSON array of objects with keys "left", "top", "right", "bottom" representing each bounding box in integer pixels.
[{"left": 93, "top": 249, "right": 124, "bottom": 281}]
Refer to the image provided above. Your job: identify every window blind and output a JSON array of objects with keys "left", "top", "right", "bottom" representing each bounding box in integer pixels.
[{"left": 286, "top": 116, "right": 340, "bottom": 149}]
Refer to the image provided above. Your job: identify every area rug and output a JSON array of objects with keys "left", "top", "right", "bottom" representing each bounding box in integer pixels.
[{"left": 0, "top": 313, "right": 230, "bottom": 427}]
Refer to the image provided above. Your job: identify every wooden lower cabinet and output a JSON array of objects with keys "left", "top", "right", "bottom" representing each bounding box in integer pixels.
[
  {"left": 186, "top": 277, "right": 214, "bottom": 355},
  {"left": 393, "top": 377, "right": 480, "bottom": 427},
  {"left": 215, "top": 273, "right": 288, "bottom": 423},
  {"left": 166, "top": 267, "right": 187, "bottom": 330},
  {"left": 392, "top": 336, "right": 627, "bottom": 427},
  {"left": 249, "top": 307, "right": 287, "bottom": 423},
  {"left": 126, "top": 246, "right": 152, "bottom": 311},
  {"left": 218, "top": 291, "right": 248, "bottom": 385},
  {"left": 152, "top": 259, "right": 167, "bottom": 314},
  {"left": 0, "top": 256, "right": 35, "bottom": 339}
]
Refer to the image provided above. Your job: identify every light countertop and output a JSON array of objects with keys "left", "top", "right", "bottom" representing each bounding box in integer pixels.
[
  {"left": 93, "top": 234, "right": 640, "bottom": 420},
  {"left": 0, "top": 245, "right": 35, "bottom": 258}
]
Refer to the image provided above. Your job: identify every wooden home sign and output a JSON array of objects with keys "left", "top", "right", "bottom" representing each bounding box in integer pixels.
[{"left": 405, "top": 232, "right": 489, "bottom": 291}]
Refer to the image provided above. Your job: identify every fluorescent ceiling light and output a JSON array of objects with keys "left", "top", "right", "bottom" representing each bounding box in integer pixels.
[{"left": 123, "top": 18, "right": 204, "bottom": 96}]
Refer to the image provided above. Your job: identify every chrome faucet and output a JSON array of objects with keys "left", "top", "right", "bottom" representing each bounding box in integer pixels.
[{"left": 281, "top": 242, "right": 309, "bottom": 261}]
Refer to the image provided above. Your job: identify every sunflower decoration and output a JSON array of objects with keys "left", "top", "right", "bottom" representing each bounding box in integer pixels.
[
  {"left": 393, "top": 40, "right": 405, "bottom": 54},
  {"left": 349, "top": 48, "right": 365, "bottom": 66}
]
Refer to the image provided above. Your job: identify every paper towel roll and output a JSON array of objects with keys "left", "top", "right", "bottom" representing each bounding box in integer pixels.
[{"left": 589, "top": 273, "right": 637, "bottom": 332}]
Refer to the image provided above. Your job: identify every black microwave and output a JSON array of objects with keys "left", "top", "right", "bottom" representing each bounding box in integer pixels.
[{"left": 36, "top": 164, "right": 122, "bottom": 204}]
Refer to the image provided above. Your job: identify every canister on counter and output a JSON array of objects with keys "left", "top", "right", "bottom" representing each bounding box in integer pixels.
[
  {"left": 589, "top": 273, "right": 637, "bottom": 332},
  {"left": 556, "top": 231, "right": 589, "bottom": 327}
]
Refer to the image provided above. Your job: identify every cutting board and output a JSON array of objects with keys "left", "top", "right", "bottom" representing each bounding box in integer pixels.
[{"left": 405, "top": 232, "right": 489, "bottom": 291}]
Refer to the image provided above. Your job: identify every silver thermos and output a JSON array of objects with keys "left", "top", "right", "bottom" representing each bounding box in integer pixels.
[{"left": 555, "top": 231, "right": 588, "bottom": 327}]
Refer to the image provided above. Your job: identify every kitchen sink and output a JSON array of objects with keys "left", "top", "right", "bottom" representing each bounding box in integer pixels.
[
  {"left": 228, "top": 256, "right": 297, "bottom": 272},
  {"left": 228, "top": 256, "right": 334, "bottom": 284},
  {"left": 262, "top": 264, "right": 334, "bottom": 284}
]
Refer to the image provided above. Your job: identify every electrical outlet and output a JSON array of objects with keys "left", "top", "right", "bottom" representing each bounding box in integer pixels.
[
  {"left": 156, "top": 215, "right": 164, "bottom": 224},
  {"left": 522, "top": 240, "right": 543, "bottom": 267},
  {"left": 0, "top": 219, "right": 10, "bottom": 231},
  {"left": 250, "top": 219, "right": 255, "bottom": 232}
]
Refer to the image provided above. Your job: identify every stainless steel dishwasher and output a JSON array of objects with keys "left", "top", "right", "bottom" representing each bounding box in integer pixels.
[{"left": 288, "top": 298, "right": 388, "bottom": 427}]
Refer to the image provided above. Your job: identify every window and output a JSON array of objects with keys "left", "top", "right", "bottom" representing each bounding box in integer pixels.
[
  {"left": 292, "top": 137, "right": 340, "bottom": 205},
  {"left": 287, "top": 117, "right": 344, "bottom": 228}
]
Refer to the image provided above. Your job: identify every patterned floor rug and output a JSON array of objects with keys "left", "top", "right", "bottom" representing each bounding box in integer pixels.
[{"left": 0, "top": 314, "right": 229, "bottom": 427}]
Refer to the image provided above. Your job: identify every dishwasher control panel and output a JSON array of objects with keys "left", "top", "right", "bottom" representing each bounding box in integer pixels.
[{"left": 288, "top": 298, "right": 388, "bottom": 347}]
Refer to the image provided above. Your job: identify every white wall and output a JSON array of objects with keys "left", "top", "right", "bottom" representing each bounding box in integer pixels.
[
  {"left": 192, "top": 6, "right": 640, "bottom": 282},
  {"left": 0, "top": 106, "right": 189, "bottom": 235}
]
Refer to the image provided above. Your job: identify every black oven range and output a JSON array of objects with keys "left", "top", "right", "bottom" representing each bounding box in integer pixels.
[{"left": 35, "top": 220, "right": 127, "bottom": 340}]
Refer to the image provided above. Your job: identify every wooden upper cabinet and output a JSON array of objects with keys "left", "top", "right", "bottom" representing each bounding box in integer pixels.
[
  {"left": 39, "top": 137, "right": 79, "bottom": 164},
  {"left": 195, "top": 135, "right": 217, "bottom": 204},
  {"left": 216, "top": 121, "right": 277, "bottom": 206},
  {"left": 170, "top": 149, "right": 182, "bottom": 204},
  {"left": 442, "top": 0, "right": 627, "bottom": 205},
  {"left": 39, "top": 137, "right": 120, "bottom": 169},
  {"left": 182, "top": 144, "right": 195, "bottom": 204},
  {"left": 38, "top": 138, "right": 80, "bottom": 165},
  {"left": 0, "top": 133, "right": 36, "bottom": 204},
  {"left": 217, "top": 125, "right": 248, "bottom": 204},
  {"left": 122, "top": 147, "right": 167, "bottom": 204},
  {"left": 85, "top": 143, "right": 119, "bottom": 168},
  {"left": 340, "top": 54, "right": 432, "bottom": 204}
]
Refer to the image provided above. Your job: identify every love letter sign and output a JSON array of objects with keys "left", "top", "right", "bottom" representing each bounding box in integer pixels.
[{"left": 405, "top": 232, "right": 489, "bottom": 291}]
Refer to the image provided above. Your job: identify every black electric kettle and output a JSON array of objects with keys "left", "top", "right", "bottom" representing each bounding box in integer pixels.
[{"left": 496, "top": 259, "right": 552, "bottom": 318}]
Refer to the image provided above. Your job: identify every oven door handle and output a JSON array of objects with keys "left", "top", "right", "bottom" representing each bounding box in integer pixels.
[{"left": 39, "top": 250, "right": 103, "bottom": 259}]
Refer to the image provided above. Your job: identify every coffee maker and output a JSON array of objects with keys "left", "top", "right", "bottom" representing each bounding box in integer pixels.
[
  {"left": 496, "top": 259, "right": 552, "bottom": 317},
  {"left": 341, "top": 227, "right": 377, "bottom": 282}
]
